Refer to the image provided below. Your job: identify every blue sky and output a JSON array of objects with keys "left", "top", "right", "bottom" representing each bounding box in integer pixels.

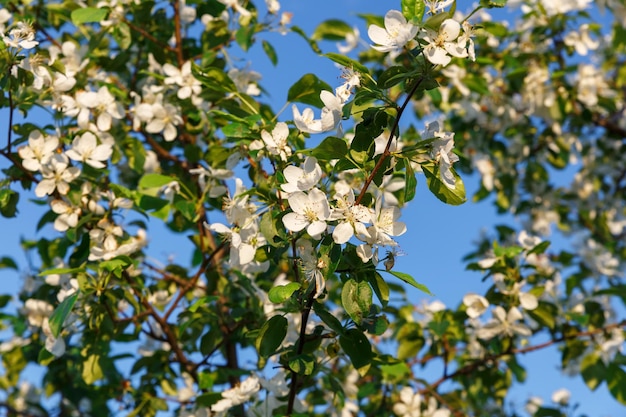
[{"left": 0, "top": 1, "right": 623, "bottom": 415}]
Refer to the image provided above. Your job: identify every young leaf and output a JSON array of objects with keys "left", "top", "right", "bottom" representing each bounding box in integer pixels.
[
  {"left": 339, "top": 329, "right": 372, "bottom": 376},
  {"left": 324, "top": 53, "right": 370, "bottom": 75},
  {"left": 139, "top": 174, "right": 177, "bottom": 189},
  {"left": 287, "top": 73, "right": 332, "bottom": 107},
  {"left": 341, "top": 279, "right": 372, "bottom": 325},
  {"left": 71, "top": 7, "right": 108, "bottom": 25},
  {"left": 421, "top": 162, "right": 467, "bottom": 205},
  {"left": 49, "top": 293, "right": 78, "bottom": 338},
  {"left": 403, "top": 158, "right": 417, "bottom": 203},
  {"left": 382, "top": 270, "right": 432, "bottom": 295},
  {"left": 262, "top": 40, "right": 278, "bottom": 66},
  {"left": 312, "top": 20, "right": 353, "bottom": 41},
  {"left": 310, "top": 136, "right": 348, "bottom": 161},
  {"left": 256, "top": 315, "right": 288, "bottom": 358},
  {"left": 607, "top": 363, "right": 626, "bottom": 405},
  {"left": 402, "top": 0, "right": 426, "bottom": 23},
  {"left": 268, "top": 282, "right": 301, "bottom": 303}
]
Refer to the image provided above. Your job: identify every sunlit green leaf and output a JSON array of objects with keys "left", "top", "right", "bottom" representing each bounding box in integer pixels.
[
  {"left": 49, "top": 293, "right": 78, "bottom": 338},
  {"left": 383, "top": 270, "right": 432, "bottom": 295},
  {"left": 71, "top": 7, "right": 108, "bottom": 25}
]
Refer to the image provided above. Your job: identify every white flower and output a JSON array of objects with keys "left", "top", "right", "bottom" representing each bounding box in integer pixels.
[
  {"left": 42, "top": 318, "right": 66, "bottom": 357},
  {"left": 163, "top": 61, "right": 202, "bottom": 100},
  {"left": 145, "top": 102, "right": 182, "bottom": 141},
  {"left": 211, "top": 375, "right": 260, "bottom": 412},
  {"left": 75, "top": 86, "right": 125, "bottom": 131},
  {"left": 425, "top": 0, "right": 454, "bottom": 14},
  {"left": 493, "top": 275, "right": 538, "bottom": 310},
  {"left": 50, "top": 199, "right": 81, "bottom": 232},
  {"left": 265, "top": 0, "right": 280, "bottom": 14},
  {"left": 337, "top": 27, "right": 360, "bottom": 54},
  {"left": 282, "top": 188, "right": 331, "bottom": 239},
  {"left": 563, "top": 24, "right": 599, "bottom": 56},
  {"left": 463, "top": 294, "right": 489, "bottom": 318},
  {"left": 208, "top": 222, "right": 264, "bottom": 266},
  {"left": 281, "top": 156, "right": 323, "bottom": 193},
  {"left": 189, "top": 165, "right": 232, "bottom": 197},
  {"left": 35, "top": 154, "right": 81, "bottom": 197},
  {"left": 3, "top": 21, "right": 38, "bottom": 49},
  {"left": 476, "top": 306, "right": 532, "bottom": 340},
  {"left": 228, "top": 67, "right": 262, "bottom": 96},
  {"left": 298, "top": 239, "right": 327, "bottom": 298},
  {"left": 331, "top": 184, "right": 371, "bottom": 244},
  {"left": 428, "top": 125, "right": 459, "bottom": 190},
  {"left": 393, "top": 386, "right": 421, "bottom": 417},
  {"left": 159, "top": 180, "right": 180, "bottom": 204},
  {"left": 421, "top": 19, "right": 467, "bottom": 66},
  {"left": 23, "top": 299, "right": 53, "bottom": 327},
  {"left": 18, "top": 130, "right": 59, "bottom": 172},
  {"left": 551, "top": 388, "right": 571, "bottom": 405},
  {"left": 368, "top": 10, "right": 419, "bottom": 53},
  {"left": 217, "top": 0, "right": 251, "bottom": 17},
  {"left": 292, "top": 90, "right": 343, "bottom": 134},
  {"left": 65, "top": 132, "right": 113, "bottom": 169},
  {"left": 261, "top": 122, "right": 292, "bottom": 161}
]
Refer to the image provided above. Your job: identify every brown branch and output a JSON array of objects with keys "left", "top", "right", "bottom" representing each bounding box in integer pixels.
[
  {"left": 355, "top": 76, "right": 424, "bottom": 206},
  {"left": 123, "top": 271, "right": 198, "bottom": 381},
  {"left": 420, "top": 319, "right": 626, "bottom": 395},
  {"left": 122, "top": 18, "right": 176, "bottom": 54}
]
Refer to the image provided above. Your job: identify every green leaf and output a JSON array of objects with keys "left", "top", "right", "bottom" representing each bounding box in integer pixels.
[
  {"left": 534, "top": 408, "right": 562, "bottom": 417},
  {"left": 262, "top": 40, "right": 278, "bottom": 66},
  {"left": 71, "top": 7, "right": 109, "bottom": 24},
  {"left": 339, "top": 328, "right": 372, "bottom": 376},
  {"left": 402, "top": 0, "right": 426, "bottom": 23},
  {"left": 367, "top": 272, "right": 390, "bottom": 307},
  {"left": 323, "top": 52, "right": 370, "bottom": 75},
  {"left": 82, "top": 353, "right": 104, "bottom": 384},
  {"left": 0, "top": 256, "right": 18, "bottom": 270},
  {"left": 0, "top": 189, "right": 19, "bottom": 218},
  {"left": 139, "top": 174, "right": 177, "bottom": 189},
  {"left": 480, "top": 0, "right": 507, "bottom": 8},
  {"left": 581, "top": 352, "right": 606, "bottom": 391},
  {"left": 288, "top": 353, "right": 316, "bottom": 375},
  {"left": 287, "top": 73, "right": 332, "bottom": 107},
  {"left": 268, "top": 282, "right": 301, "bottom": 303},
  {"left": 341, "top": 279, "right": 372, "bottom": 325},
  {"left": 313, "top": 302, "right": 345, "bottom": 336},
  {"left": 291, "top": 25, "right": 322, "bottom": 54},
  {"left": 383, "top": 270, "right": 432, "bottom": 295},
  {"left": 49, "top": 293, "right": 78, "bottom": 338},
  {"left": 403, "top": 158, "right": 417, "bottom": 203},
  {"left": 188, "top": 296, "right": 219, "bottom": 313},
  {"left": 256, "top": 315, "right": 288, "bottom": 358},
  {"left": 377, "top": 66, "right": 410, "bottom": 89},
  {"left": 526, "top": 301, "right": 556, "bottom": 330},
  {"left": 310, "top": 136, "right": 348, "bottom": 161},
  {"left": 312, "top": 19, "right": 353, "bottom": 41},
  {"left": 607, "top": 364, "right": 626, "bottom": 405},
  {"left": 421, "top": 162, "right": 466, "bottom": 205}
]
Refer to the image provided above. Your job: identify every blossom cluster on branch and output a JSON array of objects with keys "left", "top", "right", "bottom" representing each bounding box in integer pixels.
[{"left": 0, "top": 0, "right": 625, "bottom": 417}]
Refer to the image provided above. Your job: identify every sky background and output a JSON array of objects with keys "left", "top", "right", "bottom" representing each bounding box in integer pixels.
[{"left": 0, "top": 1, "right": 623, "bottom": 415}]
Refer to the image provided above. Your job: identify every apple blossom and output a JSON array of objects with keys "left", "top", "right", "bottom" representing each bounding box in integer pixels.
[
  {"left": 163, "top": 61, "right": 202, "bottom": 100},
  {"left": 281, "top": 156, "right": 323, "bottom": 193},
  {"left": 35, "top": 154, "right": 81, "bottom": 197},
  {"left": 421, "top": 19, "right": 467, "bottom": 66},
  {"left": 282, "top": 188, "right": 331, "bottom": 239},
  {"left": 368, "top": 10, "right": 418, "bottom": 53},
  {"left": 261, "top": 122, "right": 292, "bottom": 161},
  {"left": 476, "top": 306, "right": 532, "bottom": 340},
  {"left": 18, "top": 130, "right": 59, "bottom": 172},
  {"left": 65, "top": 131, "right": 113, "bottom": 169}
]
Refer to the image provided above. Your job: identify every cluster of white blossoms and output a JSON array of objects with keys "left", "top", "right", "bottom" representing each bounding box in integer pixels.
[
  {"left": 393, "top": 386, "right": 450, "bottom": 417},
  {"left": 367, "top": 9, "right": 474, "bottom": 66},
  {"left": 206, "top": 179, "right": 269, "bottom": 272},
  {"left": 279, "top": 156, "right": 406, "bottom": 295}
]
